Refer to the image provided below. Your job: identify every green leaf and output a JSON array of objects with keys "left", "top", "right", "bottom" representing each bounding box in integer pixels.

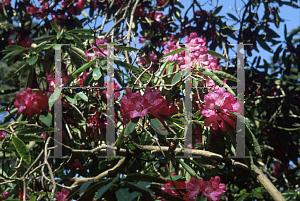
[
  {"left": 64, "top": 94, "right": 77, "bottom": 105},
  {"left": 284, "top": 24, "right": 287, "bottom": 40},
  {"left": 67, "top": 32, "right": 84, "bottom": 48},
  {"left": 30, "top": 192, "right": 51, "bottom": 201},
  {"left": 245, "top": 124, "right": 262, "bottom": 158},
  {"left": 124, "top": 173, "right": 168, "bottom": 184},
  {"left": 172, "top": 72, "right": 182, "bottom": 85},
  {"left": 212, "top": 70, "right": 237, "bottom": 82},
  {"left": 177, "top": 159, "right": 199, "bottom": 179},
  {"left": 114, "top": 60, "right": 142, "bottom": 73},
  {"left": 166, "top": 62, "right": 175, "bottom": 78},
  {"left": 164, "top": 175, "right": 185, "bottom": 181},
  {"left": 93, "top": 67, "right": 102, "bottom": 80},
  {"left": 227, "top": 13, "right": 238, "bottom": 21},
  {"left": 12, "top": 136, "right": 31, "bottom": 164},
  {"left": 257, "top": 37, "right": 274, "bottom": 53},
  {"left": 67, "top": 29, "right": 94, "bottom": 35},
  {"left": 95, "top": 179, "right": 117, "bottom": 200},
  {"left": 20, "top": 65, "right": 33, "bottom": 91},
  {"left": 124, "top": 120, "right": 138, "bottom": 137},
  {"left": 163, "top": 47, "right": 185, "bottom": 57},
  {"left": 76, "top": 92, "right": 88, "bottom": 102},
  {"left": 207, "top": 50, "right": 227, "bottom": 60},
  {"left": 273, "top": 44, "right": 282, "bottom": 64},
  {"left": 39, "top": 113, "right": 52, "bottom": 127},
  {"left": 57, "top": 29, "right": 64, "bottom": 40},
  {"left": 79, "top": 179, "right": 94, "bottom": 196},
  {"left": 68, "top": 46, "right": 87, "bottom": 63},
  {"left": 49, "top": 93, "right": 55, "bottom": 110},
  {"left": 5, "top": 45, "right": 26, "bottom": 50},
  {"left": 26, "top": 55, "right": 38, "bottom": 65},
  {"left": 15, "top": 128, "right": 54, "bottom": 135},
  {"left": 66, "top": 60, "right": 96, "bottom": 86},
  {"left": 34, "top": 35, "right": 55, "bottom": 43},
  {"left": 154, "top": 60, "right": 168, "bottom": 84},
  {"left": 1, "top": 49, "right": 24, "bottom": 61},
  {"left": 17, "top": 134, "right": 46, "bottom": 142},
  {"left": 50, "top": 21, "right": 60, "bottom": 33},
  {"left": 265, "top": 27, "right": 280, "bottom": 38},
  {"left": 2, "top": 61, "right": 27, "bottom": 84},
  {"left": 53, "top": 87, "right": 62, "bottom": 101},
  {"left": 115, "top": 46, "right": 139, "bottom": 52},
  {"left": 227, "top": 111, "right": 250, "bottom": 127},
  {"left": 115, "top": 188, "right": 131, "bottom": 201},
  {"left": 150, "top": 118, "right": 168, "bottom": 135},
  {"left": 213, "top": 6, "right": 223, "bottom": 15},
  {"left": 83, "top": 69, "right": 94, "bottom": 86},
  {"left": 125, "top": 181, "right": 152, "bottom": 194}
]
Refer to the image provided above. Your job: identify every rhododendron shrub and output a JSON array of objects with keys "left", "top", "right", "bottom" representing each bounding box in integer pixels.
[{"left": 0, "top": 0, "right": 299, "bottom": 200}]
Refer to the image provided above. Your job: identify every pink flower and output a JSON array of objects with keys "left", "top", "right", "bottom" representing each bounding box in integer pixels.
[
  {"left": 55, "top": 188, "right": 70, "bottom": 201},
  {"left": 120, "top": 89, "right": 149, "bottom": 125},
  {"left": 154, "top": 12, "right": 164, "bottom": 21},
  {"left": 26, "top": 6, "right": 39, "bottom": 15},
  {"left": 17, "top": 34, "right": 33, "bottom": 48},
  {"left": 68, "top": 158, "right": 84, "bottom": 170},
  {"left": 77, "top": 71, "right": 89, "bottom": 86},
  {"left": 14, "top": 88, "right": 48, "bottom": 117},
  {"left": 99, "top": 79, "right": 120, "bottom": 100},
  {"left": 161, "top": 176, "right": 189, "bottom": 200},
  {"left": 46, "top": 71, "right": 71, "bottom": 92},
  {"left": 41, "top": 133, "right": 47, "bottom": 139},
  {"left": 2, "top": 0, "right": 11, "bottom": 7},
  {"left": 138, "top": 37, "right": 147, "bottom": 44},
  {"left": 76, "top": 0, "right": 85, "bottom": 10},
  {"left": 187, "top": 176, "right": 225, "bottom": 201},
  {"left": 273, "top": 162, "right": 281, "bottom": 176},
  {"left": 201, "top": 87, "right": 240, "bottom": 131}
]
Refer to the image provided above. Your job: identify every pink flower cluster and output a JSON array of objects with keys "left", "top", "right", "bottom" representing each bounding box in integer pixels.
[
  {"left": 201, "top": 87, "right": 242, "bottom": 131},
  {"left": 46, "top": 71, "right": 71, "bottom": 93},
  {"left": 14, "top": 88, "right": 48, "bottom": 117},
  {"left": 55, "top": 188, "right": 71, "bottom": 201},
  {"left": 161, "top": 174, "right": 226, "bottom": 201},
  {"left": 120, "top": 87, "right": 178, "bottom": 126},
  {"left": 0, "top": 191, "right": 10, "bottom": 200},
  {"left": 163, "top": 32, "right": 219, "bottom": 71}
]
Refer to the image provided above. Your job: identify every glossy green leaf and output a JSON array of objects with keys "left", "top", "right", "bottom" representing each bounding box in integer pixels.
[
  {"left": 95, "top": 179, "right": 117, "bottom": 200},
  {"left": 76, "top": 92, "right": 88, "bottom": 102},
  {"left": 64, "top": 94, "right": 77, "bottom": 105},
  {"left": 166, "top": 62, "right": 175, "bottom": 78},
  {"left": 39, "top": 112, "right": 52, "bottom": 127},
  {"left": 124, "top": 120, "right": 138, "bottom": 137},
  {"left": 213, "top": 6, "right": 223, "bottom": 15},
  {"left": 172, "top": 72, "right": 182, "bottom": 85},
  {"left": 15, "top": 128, "right": 54, "bottom": 135},
  {"left": 177, "top": 159, "right": 199, "bottom": 179},
  {"left": 207, "top": 50, "right": 227, "bottom": 60},
  {"left": 49, "top": 93, "right": 55, "bottom": 110},
  {"left": 257, "top": 37, "right": 274, "bottom": 53},
  {"left": 115, "top": 46, "right": 139, "bottom": 52},
  {"left": 93, "top": 67, "right": 102, "bottom": 80},
  {"left": 20, "top": 65, "right": 33, "bottom": 91},
  {"left": 2, "top": 61, "right": 27, "bottom": 84},
  {"left": 245, "top": 124, "right": 262, "bottom": 158},
  {"left": 1, "top": 49, "right": 24, "bottom": 61},
  {"left": 67, "top": 29, "right": 94, "bottom": 35},
  {"left": 273, "top": 44, "right": 282, "bottom": 64},
  {"left": 114, "top": 60, "right": 142, "bottom": 73},
  {"left": 66, "top": 60, "right": 96, "bottom": 86},
  {"left": 50, "top": 21, "right": 60, "bottom": 33},
  {"left": 79, "top": 179, "right": 94, "bottom": 196},
  {"left": 5, "top": 45, "right": 26, "bottom": 50},
  {"left": 150, "top": 118, "right": 168, "bottom": 135},
  {"left": 115, "top": 188, "right": 131, "bottom": 201},
  {"left": 26, "top": 55, "right": 38, "bottom": 65},
  {"left": 124, "top": 173, "right": 168, "bottom": 184},
  {"left": 34, "top": 35, "right": 55, "bottom": 43},
  {"left": 212, "top": 70, "right": 237, "bottom": 82},
  {"left": 17, "top": 134, "right": 46, "bottom": 142},
  {"left": 163, "top": 47, "right": 185, "bottom": 57},
  {"left": 227, "top": 13, "right": 238, "bottom": 21},
  {"left": 12, "top": 136, "right": 31, "bottom": 164}
]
